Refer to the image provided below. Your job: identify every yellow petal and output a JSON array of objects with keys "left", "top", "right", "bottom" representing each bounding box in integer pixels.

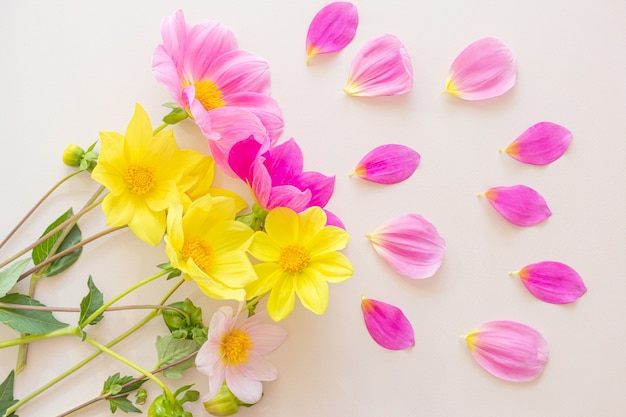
[
  {"left": 294, "top": 269, "right": 329, "bottom": 315},
  {"left": 267, "top": 276, "right": 295, "bottom": 321}
]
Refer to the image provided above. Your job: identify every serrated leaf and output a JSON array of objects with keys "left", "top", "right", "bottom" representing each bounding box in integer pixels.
[
  {"left": 79, "top": 276, "right": 104, "bottom": 326},
  {"left": 0, "top": 259, "right": 30, "bottom": 298},
  {"left": 109, "top": 397, "right": 141, "bottom": 414},
  {"left": 44, "top": 223, "right": 82, "bottom": 277},
  {"left": 0, "top": 370, "right": 18, "bottom": 417},
  {"left": 0, "top": 294, "right": 68, "bottom": 334},
  {"left": 32, "top": 209, "right": 73, "bottom": 265},
  {"left": 155, "top": 335, "right": 200, "bottom": 379},
  {"left": 103, "top": 373, "right": 145, "bottom": 397}
]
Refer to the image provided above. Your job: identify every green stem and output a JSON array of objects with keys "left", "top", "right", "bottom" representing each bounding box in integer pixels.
[
  {"left": 153, "top": 122, "right": 168, "bottom": 135},
  {"left": 0, "top": 326, "right": 79, "bottom": 349},
  {"left": 5, "top": 278, "right": 185, "bottom": 416},
  {"left": 18, "top": 226, "right": 125, "bottom": 282},
  {"left": 83, "top": 336, "right": 172, "bottom": 397},
  {"left": 0, "top": 302, "right": 188, "bottom": 318},
  {"left": 80, "top": 268, "right": 173, "bottom": 329},
  {"left": 0, "top": 197, "right": 105, "bottom": 271},
  {"left": 0, "top": 170, "right": 84, "bottom": 251}
]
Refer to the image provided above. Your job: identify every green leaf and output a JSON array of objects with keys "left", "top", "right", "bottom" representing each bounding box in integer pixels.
[
  {"left": 102, "top": 373, "right": 146, "bottom": 396},
  {"left": 155, "top": 335, "right": 200, "bottom": 379},
  {"left": 0, "top": 370, "right": 18, "bottom": 417},
  {"left": 0, "top": 259, "right": 30, "bottom": 298},
  {"left": 162, "top": 102, "right": 180, "bottom": 109},
  {"left": 162, "top": 107, "right": 189, "bottom": 125},
  {"left": 0, "top": 294, "right": 68, "bottom": 334},
  {"left": 109, "top": 397, "right": 141, "bottom": 414},
  {"left": 79, "top": 276, "right": 104, "bottom": 326},
  {"left": 31, "top": 208, "right": 83, "bottom": 277}
]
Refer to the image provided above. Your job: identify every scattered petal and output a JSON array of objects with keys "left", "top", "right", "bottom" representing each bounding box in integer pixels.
[
  {"left": 351, "top": 144, "right": 420, "bottom": 184},
  {"left": 306, "top": 2, "right": 358, "bottom": 60},
  {"left": 366, "top": 214, "right": 446, "bottom": 279},
  {"left": 512, "top": 261, "right": 587, "bottom": 304},
  {"left": 503, "top": 122, "right": 573, "bottom": 165},
  {"left": 345, "top": 34, "right": 413, "bottom": 97},
  {"left": 480, "top": 185, "right": 551, "bottom": 227},
  {"left": 361, "top": 297, "right": 414, "bottom": 350},
  {"left": 445, "top": 37, "right": 517, "bottom": 100},
  {"left": 465, "top": 320, "right": 549, "bottom": 382}
]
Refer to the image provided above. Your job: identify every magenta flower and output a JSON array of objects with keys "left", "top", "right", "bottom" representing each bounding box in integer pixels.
[
  {"left": 512, "top": 261, "right": 587, "bottom": 304},
  {"left": 195, "top": 306, "right": 287, "bottom": 405},
  {"left": 480, "top": 185, "right": 551, "bottom": 227},
  {"left": 366, "top": 214, "right": 446, "bottom": 279},
  {"left": 351, "top": 144, "right": 420, "bottom": 184},
  {"left": 228, "top": 137, "right": 341, "bottom": 227},
  {"left": 503, "top": 122, "right": 573, "bottom": 165},
  {"left": 152, "top": 10, "right": 284, "bottom": 153},
  {"left": 445, "top": 37, "right": 517, "bottom": 100},
  {"left": 344, "top": 34, "right": 413, "bottom": 97},
  {"left": 465, "top": 320, "right": 549, "bottom": 382},
  {"left": 361, "top": 297, "right": 414, "bottom": 350},
  {"left": 306, "top": 2, "right": 358, "bottom": 61}
]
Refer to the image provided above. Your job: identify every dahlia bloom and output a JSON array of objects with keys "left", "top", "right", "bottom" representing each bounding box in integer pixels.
[
  {"left": 164, "top": 194, "right": 257, "bottom": 301},
  {"left": 246, "top": 207, "right": 353, "bottom": 321},
  {"left": 196, "top": 306, "right": 287, "bottom": 405},
  {"left": 91, "top": 103, "right": 188, "bottom": 246},
  {"left": 152, "top": 10, "right": 284, "bottom": 169}
]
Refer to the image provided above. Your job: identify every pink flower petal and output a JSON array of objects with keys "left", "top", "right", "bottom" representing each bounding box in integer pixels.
[
  {"left": 445, "top": 37, "right": 517, "bottom": 100},
  {"left": 465, "top": 320, "right": 549, "bottom": 382},
  {"left": 351, "top": 144, "right": 420, "bottom": 184},
  {"left": 361, "top": 297, "right": 414, "bottom": 350},
  {"left": 306, "top": 2, "right": 359, "bottom": 59},
  {"left": 206, "top": 49, "right": 271, "bottom": 96},
  {"left": 345, "top": 34, "right": 413, "bottom": 97},
  {"left": 513, "top": 261, "right": 587, "bottom": 304},
  {"left": 503, "top": 122, "right": 573, "bottom": 165},
  {"left": 366, "top": 214, "right": 446, "bottom": 279},
  {"left": 481, "top": 185, "right": 551, "bottom": 227}
]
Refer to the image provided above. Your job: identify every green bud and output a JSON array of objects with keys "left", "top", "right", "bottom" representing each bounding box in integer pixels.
[
  {"left": 62, "top": 144, "right": 85, "bottom": 167},
  {"left": 148, "top": 393, "right": 192, "bottom": 417},
  {"left": 135, "top": 388, "right": 147, "bottom": 405},
  {"left": 203, "top": 383, "right": 246, "bottom": 416}
]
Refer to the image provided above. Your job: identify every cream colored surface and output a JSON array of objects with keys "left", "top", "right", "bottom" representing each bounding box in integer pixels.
[{"left": 1, "top": 1, "right": 625, "bottom": 416}]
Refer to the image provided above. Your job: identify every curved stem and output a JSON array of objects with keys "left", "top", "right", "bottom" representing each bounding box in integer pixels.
[
  {"left": 153, "top": 122, "right": 169, "bottom": 135},
  {"left": 80, "top": 268, "right": 173, "bottom": 329},
  {"left": 0, "top": 196, "right": 105, "bottom": 271},
  {"left": 5, "top": 278, "right": 185, "bottom": 417},
  {"left": 0, "top": 170, "right": 84, "bottom": 251},
  {"left": 0, "top": 326, "right": 79, "bottom": 349},
  {"left": 83, "top": 336, "right": 172, "bottom": 396},
  {"left": 18, "top": 226, "right": 125, "bottom": 282}
]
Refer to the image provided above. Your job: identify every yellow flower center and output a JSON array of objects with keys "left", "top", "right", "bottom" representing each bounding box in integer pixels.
[
  {"left": 194, "top": 80, "right": 225, "bottom": 111},
  {"left": 181, "top": 238, "right": 214, "bottom": 272},
  {"left": 125, "top": 166, "right": 155, "bottom": 195},
  {"left": 222, "top": 329, "right": 253, "bottom": 365},
  {"left": 278, "top": 244, "right": 310, "bottom": 274}
]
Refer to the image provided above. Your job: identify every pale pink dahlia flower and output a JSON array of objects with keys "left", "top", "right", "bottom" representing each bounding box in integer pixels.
[{"left": 195, "top": 306, "right": 287, "bottom": 405}]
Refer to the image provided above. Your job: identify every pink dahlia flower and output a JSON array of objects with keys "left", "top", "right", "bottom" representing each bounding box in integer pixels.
[
  {"left": 196, "top": 306, "right": 287, "bottom": 405},
  {"left": 152, "top": 10, "right": 284, "bottom": 155}
]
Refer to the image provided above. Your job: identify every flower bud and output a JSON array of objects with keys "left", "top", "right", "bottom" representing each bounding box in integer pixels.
[
  {"left": 62, "top": 144, "right": 85, "bottom": 167},
  {"left": 203, "top": 383, "right": 247, "bottom": 416}
]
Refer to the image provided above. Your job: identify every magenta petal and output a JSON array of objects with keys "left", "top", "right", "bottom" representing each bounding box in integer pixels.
[
  {"left": 345, "top": 34, "right": 413, "bottom": 97},
  {"left": 366, "top": 214, "right": 446, "bottom": 279},
  {"left": 264, "top": 138, "right": 304, "bottom": 185},
  {"left": 445, "top": 37, "right": 517, "bottom": 100},
  {"left": 465, "top": 320, "right": 549, "bottom": 382},
  {"left": 352, "top": 144, "right": 420, "bottom": 184},
  {"left": 361, "top": 297, "right": 414, "bottom": 350},
  {"left": 228, "top": 136, "right": 265, "bottom": 181},
  {"left": 482, "top": 185, "right": 551, "bottom": 227},
  {"left": 290, "top": 171, "right": 335, "bottom": 207},
  {"left": 515, "top": 261, "right": 587, "bottom": 304},
  {"left": 306, "top": 2, "right": 358, "bottom": 59},
  {"left": 504, "top": 122, "right": 573, "bottom": 165}
]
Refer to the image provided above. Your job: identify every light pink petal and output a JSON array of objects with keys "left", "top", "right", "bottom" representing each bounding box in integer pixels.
[
  {"left": 352, "top": 144, "right": 420, "bottom": 184},
  {"left": 514, "top": 261, "right": 587, "bottom": 304},
  {"left": 290, "top": 171, "right": 335, "bottom": 208},
  {"left": 504, "top": 122, "right": 573, "bottom": 166},
  {"left": 152, "top": 45, "right": 182, "bottom": 105},
  {"left": 361, "top": 297, "right": 414, "bottom": 350},
  {"left": 250, "top": 158, "right": 272, "bottom": 208},
  {"left": 225, "top": 366, "right": 263, "bottom": 404},
  {"left": 267, "top": 185, "right": 312, "bottom": 212},
  {"left": 306, "top": 2, "right": 359, "bottom": 59},
  {"left": 224, "top": 92, "right": 284, "bottom": 143},
  {"left": 244, "top": 324, "right": 288, "bottom": 355},
  {"left": 206, "top": 49, "right": 271, "bottom": 96},
  {"left": 240, "top": 352, "right": 278, "bottom": 381},
  {"left": 366, "top": 213, "right": 446, "bottom": 279},
  {"left": 184, "top": 20, "right": 238, "bottom": 81},
  {"left": 465, "top": 320, "right": 549, "bottom": 382},
  {"left": 482, "top": 185, "right": 551, "bottom": 227},
  {"left": 445, "top": 37, "right": 517, "bottom": 100},
  {"left": 345, "top": 34, "right": 413, "bottom": 97}
]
